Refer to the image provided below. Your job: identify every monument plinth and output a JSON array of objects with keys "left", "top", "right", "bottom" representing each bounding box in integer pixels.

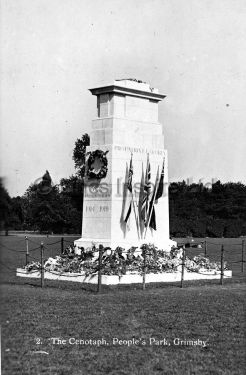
[{"left": 74, "top": 79, "right": 175, "bottom": 252}]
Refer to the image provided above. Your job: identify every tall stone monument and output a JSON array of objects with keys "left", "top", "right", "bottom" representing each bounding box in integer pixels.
[{"left": 75, "top": 79, "right": 174, "bottom": 252}]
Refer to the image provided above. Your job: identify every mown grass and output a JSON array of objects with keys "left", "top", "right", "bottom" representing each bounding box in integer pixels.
[{"left": 0, "top": 235, "right": 246, "bottom": 374}]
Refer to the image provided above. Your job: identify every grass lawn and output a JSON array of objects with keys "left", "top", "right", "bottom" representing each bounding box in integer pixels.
[{"left": 0, "top": 236, "right": 246, "bottom": 374}]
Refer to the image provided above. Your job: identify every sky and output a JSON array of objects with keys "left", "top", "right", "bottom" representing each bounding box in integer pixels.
[{"left": 0, "top": 0, "right": 246, "bottom": 196}]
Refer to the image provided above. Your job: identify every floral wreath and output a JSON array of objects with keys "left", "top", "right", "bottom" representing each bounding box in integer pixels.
[{"left": 87, "top": 149, "right": 109, "bottom": 179}]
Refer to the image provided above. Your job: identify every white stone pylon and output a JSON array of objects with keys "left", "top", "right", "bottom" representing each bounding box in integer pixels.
[{"left": 74, "top": 79, "right": 176, "bottom": 253}]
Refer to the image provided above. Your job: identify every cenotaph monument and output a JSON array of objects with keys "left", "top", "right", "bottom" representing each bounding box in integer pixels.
[{"left": 74, "top": 79, "right": 175, "bottom": 252}]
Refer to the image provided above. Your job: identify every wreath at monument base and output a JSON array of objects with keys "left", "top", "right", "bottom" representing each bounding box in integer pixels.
[
  {"left": 87, "top": 149, "right": 109, "bottom": 179},
  {"left": 23, "top": 244, "right": 226, "bottom": 276}
]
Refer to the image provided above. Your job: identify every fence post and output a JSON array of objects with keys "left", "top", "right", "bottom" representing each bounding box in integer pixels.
[
  {"left": 181, "top": 247, "right": 186, "bottom": 288},
  {"left": 61, "top": 237, "right": 64, "bottom": 255},
  {"left": 25, "top": 236, "right": 29, "bottom": 266},
  {"left": 41, "top": 242, "right": 44, "bottom": 288},
  {"left": 97, "top": 244, "right": 103, "bottom": 293},
  {"left": 242, "top": 240, "right": 245, "bottom": 273},
  {"left": 142, "top": 247, "right": 146, "bottom": 290},
  {"left": 204, "top": 240, "right": 207, "bottom": 257},
  {"left": 220, "top": 245, "right": 224, "bottom": 285}
]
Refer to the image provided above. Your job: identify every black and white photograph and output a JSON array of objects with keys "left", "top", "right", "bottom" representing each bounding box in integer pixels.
[{"left": 0, "top": 0, "right": 245, "bottom": 374}]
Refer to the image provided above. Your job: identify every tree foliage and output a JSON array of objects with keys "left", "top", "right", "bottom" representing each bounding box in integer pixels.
[
  {"left": 73, "top": 133, "right": 90, "bottom": 177},
  {"left": 2, "top": 131, "right": 245, "bottom": 238},
  {"left": 169, "top": 181, "right": 246, "bottom": 237},
  {"left": 22, "top": 179, "right": 66, "bottom": 233},
  {"left": 0, "top": 178, "right": 11, "bottom": 229},
  {"left": 1, "top": 134, "right": 90, "bottom": 234},
  {"left": 59, "top": 175, "right": 84, "bottom": 233}
]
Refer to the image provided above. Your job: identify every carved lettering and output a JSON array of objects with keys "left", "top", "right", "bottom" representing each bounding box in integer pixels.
[
  {"left": 114, "top": 145, "right": 165, "bottom": 155},
  {"left": 86, "top": 205, "right": 95, "bottom": 212},
  {"left": 99, "top": 206, "right": 109, "bottom": 212},
  {"left": 85, "top": 205, "right": 110, "bottom": 214}
]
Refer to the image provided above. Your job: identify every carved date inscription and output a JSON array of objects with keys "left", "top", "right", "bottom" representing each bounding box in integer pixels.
[{"left": 85, "top": 205, "right": 109, "bottom": 214}]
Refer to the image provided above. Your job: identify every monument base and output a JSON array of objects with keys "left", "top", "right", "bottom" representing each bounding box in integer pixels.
[
  {"left": 74, "top": 237, "right": 177, "bottom": 255},
  {"left": 16, "top": 268, "right": 232, "bottom": 285}
]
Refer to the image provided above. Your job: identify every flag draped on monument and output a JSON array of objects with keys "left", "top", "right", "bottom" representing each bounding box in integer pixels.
[
  {"left": 124, "top": 155, "right": 133, "bottom": 227},
  {"left": 138, "top": 167, "right": 145, "bottom": 237},
  {"left": 144, "top": 158, "right": 164, "bottom": 236},
  {"left": 147, "top": 167, "right": 159, "bottom": 231},
  {"left": 140, "top": 155, "right": 151, "bottom": 226},
  {"left": 155, "top": 157, "right": 165, "bottom": 202}
]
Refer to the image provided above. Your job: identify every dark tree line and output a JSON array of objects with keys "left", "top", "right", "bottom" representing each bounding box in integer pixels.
[
  {"left": 169, "top": 181, "right": 246, "bottom": 237},
  {"left": 0, "top": 133, "right": 246, "bottom": 237}
]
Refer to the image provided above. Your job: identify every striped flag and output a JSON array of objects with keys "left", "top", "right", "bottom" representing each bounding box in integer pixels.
[
  {"left": 124, "top": 155, "right": 133, "bottom": 226},
  {"left": 138, "top": 167, "right": 145, "bottom": 237},
  {"left": 141, "top": 155, "right": 152, "bottom": 226},
  {"left": 155, "top": 157, "right": 165, "bottom": 202},
  {"left": 148, "top": 167, "right": 159, "bottom": 231}
]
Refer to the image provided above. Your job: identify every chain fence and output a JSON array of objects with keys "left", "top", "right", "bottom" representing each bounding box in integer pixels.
[{"left": 1, "top": 236, "right": 245, "bottom": 292}]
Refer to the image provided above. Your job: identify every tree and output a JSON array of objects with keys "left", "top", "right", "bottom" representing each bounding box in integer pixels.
[
  {"left": 15, "top": 133, "right": 91, "bottom": 233},
  {"left": 0, "top": 178, "right": 11, "bottom": 231},
  {"left": 59, "top": 175, "right": 84, "bottom": 233},
  {"left": 73, "top": 133, "right": 90, "bottom": 177},
  {"left": 22, "top": 172, "right": 67, "bottom": 233},
  {"left": 9, "top": 196, "right": 24, "bottom": 230},
  {"left": 57, "top": 133, "right": 91, "bottom": 232},
  {"left": 169, "top": 181, "right": 246, "bottom": 237}
]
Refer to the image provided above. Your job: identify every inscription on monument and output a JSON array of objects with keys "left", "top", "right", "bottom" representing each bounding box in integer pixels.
[
  {"left": 85, "top": 205, "right": 95, "bottom": 212},
  {"left": 85, "top": 205, "right": 110, "bottom": 215},
  {"left": 114, "top": 145, "right": 165, "bottom": 155}
]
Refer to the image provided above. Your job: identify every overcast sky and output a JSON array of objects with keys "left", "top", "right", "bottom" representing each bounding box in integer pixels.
[{"left": 1, "top": 0, "right": 246, "bottom": 196}]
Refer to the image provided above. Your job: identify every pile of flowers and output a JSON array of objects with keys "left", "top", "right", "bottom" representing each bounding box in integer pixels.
[
  {"left": 189, "top": 254, "right": 226, "bottom": 272},
  {"left": 24, "top": 244, "right": 227, "bottom": 276},
  {"left": 25, "top": 261, "right": 41, "bottom": 272}
]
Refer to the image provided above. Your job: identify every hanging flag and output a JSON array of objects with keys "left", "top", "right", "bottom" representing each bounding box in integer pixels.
[
  {"left": 140, "top": 155, "right": 152, "bottom": 226},
  {"left": 124, "top": 155, "right": 133, "bottom": 226},
  {"left": 138, "top": 166, "right": 145, "bottom": 237},
  {"left": 155, "top": 157, "right": 165, "bottom": 202},
  {"left": 148, "top": 167, "right": 159, "bottom": 231}
]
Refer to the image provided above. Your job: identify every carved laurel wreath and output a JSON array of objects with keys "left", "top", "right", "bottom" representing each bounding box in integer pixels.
[{"left": 87, "top": 150, "right": 109, "bottom": 179}]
